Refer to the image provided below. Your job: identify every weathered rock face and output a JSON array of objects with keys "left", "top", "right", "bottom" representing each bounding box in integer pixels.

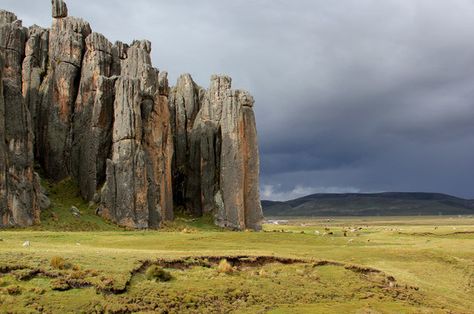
[
  {"left": 36, "top": 9, "right": 92, "bottom": 180},
  {"left": 0, "top": 14, "right": 45, "bottom": 227},
  {"left": 1, "top": 0, "right": 263, "bottom": 230},
  {"left": 99, "top": 40, "right": 174, "bottom": 228},
  {"left": 52, "top": 0, "right": 68, "bottom": 19},
  {"left": 169, "top": 74, "right": 202, "bottom": 213},
  {"left": 70, "top": 32, "right": 114, "bottom": 201},
  {"left": 220, "top": 90, "right": 263, "bottom": 230},
  {"left": 170, "top": 75, "right": 263, "bottom": 230},
  {"left": 22, "top": 25, "right": 49, "bottom": 140}
]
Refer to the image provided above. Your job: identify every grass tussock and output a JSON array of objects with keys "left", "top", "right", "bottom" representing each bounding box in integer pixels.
[
  {"left": 50, "top": 256, "right": 70, "bottom": 270},
  {"left": 217, "top": 259, "right": 234, "bottom": 274},
  {"left": 6, "top": 285, "right": 21, "bottom": 295},
  {"left": 145, "top": 265, "right": 172, "bottom": 282}
]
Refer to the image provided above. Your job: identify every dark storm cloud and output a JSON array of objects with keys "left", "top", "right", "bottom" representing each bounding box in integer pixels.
[{"left": 3, "top": 0, "right": 474, "bottom": 200}]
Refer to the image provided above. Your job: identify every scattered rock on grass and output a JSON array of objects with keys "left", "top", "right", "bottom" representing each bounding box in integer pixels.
[{"left": 70, "top": 206, "right": 81, "bottom": 218}]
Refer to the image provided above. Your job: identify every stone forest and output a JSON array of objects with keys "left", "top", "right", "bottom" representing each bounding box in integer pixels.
[{"left": 0, "top": 0, "right": 263, "bottom": 230}]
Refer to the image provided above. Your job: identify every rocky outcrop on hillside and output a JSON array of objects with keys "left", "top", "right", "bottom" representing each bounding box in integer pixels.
[{"left": 0, "top": 0, "right": 263, "bottom": 230}]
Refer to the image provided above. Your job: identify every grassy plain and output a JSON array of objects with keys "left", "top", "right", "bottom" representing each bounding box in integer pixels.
[{"left": 0, "top": 182, "right": 473, "bottom": 313}]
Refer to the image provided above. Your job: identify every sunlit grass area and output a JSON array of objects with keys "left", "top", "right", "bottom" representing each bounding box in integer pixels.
[
  {"left": 1, "top": 181, "right": 473, "bottom": 313},
  {"left": 1, "top": 215, "right": 473, "bottom": 313}
]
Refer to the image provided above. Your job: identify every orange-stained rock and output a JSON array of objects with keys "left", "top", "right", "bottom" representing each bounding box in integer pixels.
[
  {"left": 70, "top": 32, "right": 114, "bottom": 201},
  {"left": 0, "top": 30, "right": 45, "bottom": 227},
  {"left": 99, "top": 40, "right": 174, "bottom": 229},
  {"left": 36, "top": 10, "right": 91, "bottom": 180},
  {"left": 170, "top": 75, "right": 263, "bottom": 230}
]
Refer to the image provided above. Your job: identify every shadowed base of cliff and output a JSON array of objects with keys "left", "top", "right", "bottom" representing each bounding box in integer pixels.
[
  {"left": 16, "top": 178, "right": 222, "bottom": 232},
  {"left": 30, "top": 179, "right": 121, "bottom": 232}
]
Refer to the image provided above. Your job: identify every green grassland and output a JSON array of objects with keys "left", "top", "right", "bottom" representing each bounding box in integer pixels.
[{"left": 0, "top": 181, "right": 473, "bottom": 313}]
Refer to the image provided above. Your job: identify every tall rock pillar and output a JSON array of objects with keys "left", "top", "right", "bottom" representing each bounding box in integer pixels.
[
  {"left": 70, "top": 33, "right": 115, "bottom": 201},
  {"left": 99, "top": 41, "right": 174, "bottom": 228},
  {"left": 0, "top": 13, "right": 43, "bottom": 227},
  {"left": 36, "top": 0, "right": 91, "bottom": 180},
  {"left": 170, "top": 75, "right": 264, "bottom": 230}
]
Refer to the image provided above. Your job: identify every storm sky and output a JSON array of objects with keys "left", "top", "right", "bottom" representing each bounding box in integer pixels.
[{"left": 3, "top": 0, "right": 474, "bottom": 200}]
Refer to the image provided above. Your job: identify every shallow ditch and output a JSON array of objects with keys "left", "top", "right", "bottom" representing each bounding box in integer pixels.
[{"left": 0, "top": 255, "right": 415, "bottom": 296}]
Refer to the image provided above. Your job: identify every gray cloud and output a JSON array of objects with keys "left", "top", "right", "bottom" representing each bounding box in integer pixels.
[{"left": 3, "top": 0, "right": 474, "bottom": 200}]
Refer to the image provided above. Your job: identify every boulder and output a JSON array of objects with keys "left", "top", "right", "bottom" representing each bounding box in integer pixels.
[{"left": 52, "top": 0, "right": 68, "bottom": 19}]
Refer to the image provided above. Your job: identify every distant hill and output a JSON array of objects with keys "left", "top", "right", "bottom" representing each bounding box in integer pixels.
[{"left": 262, "top": 192, "right": 474, "bottom": 217}]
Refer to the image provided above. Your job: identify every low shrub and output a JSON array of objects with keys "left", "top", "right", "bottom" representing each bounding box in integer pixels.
[
  {"left": 68, "top": 270, "right": 85, "bottom": 280},
  {"left": 217, "top": 259, "right": 233, "bottom": 274},
  {"left": 6, "top": 285, "right": 21, "bottom": 295},
  {"left": 50, "top": 279, "right": 71, "bottom": 291},
  {"left": 145, "top": 265, "right": 172, "bottom": 282},
  {"left": 50, "top": 256, "right": 71, "bottom": 270}
]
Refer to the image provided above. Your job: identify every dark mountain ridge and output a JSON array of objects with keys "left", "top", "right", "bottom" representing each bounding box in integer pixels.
[{"left": 262, "top": 192, "right": 474, "bottom": 217}]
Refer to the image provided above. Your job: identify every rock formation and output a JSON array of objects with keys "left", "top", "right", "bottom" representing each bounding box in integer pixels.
[
  {"left": 0, "top": 13, "right": 45, "bottom": 226},
  {"left": 0, "top": 0, "right": 263, "bottom": 230},
  {"left": 170, "top": 75, "right": 263, "bottom": 230}
]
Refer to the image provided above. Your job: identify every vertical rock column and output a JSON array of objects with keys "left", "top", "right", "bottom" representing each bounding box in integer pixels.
[
  {"left": 170, "top": 74, "right": 263, "bottom": 230},
  {"left": 22, "top": 25, "right": 49, "bottom": 141},
  {"left": 241, "top": 96, "right": 264, "bottom": 230},
  {"left": 70, "top": 32, "right": 114, "bottom": 201},
  {"left": 197, "top": 76, "right": 231, "bottom": 215},
  {"left": 0, "top": 13, "right": 42, "bottom": 226},
  {"left": 169, "top": 74, "right": 202, "bottom": 213},
  {"left": 100, "top": 40, "right": 173, "bottom": 228},
  {"left": 101, "top": 77, "right": 148, "bottom": 228},
  {"left": 0, "top": 55, "right": 6, "bottom": 223},
  {"left": 37, "top": 1, "right": 91, "bottom": 180},
  {"left": 218, "top": 90, "right": 263, "bottom": 230}
]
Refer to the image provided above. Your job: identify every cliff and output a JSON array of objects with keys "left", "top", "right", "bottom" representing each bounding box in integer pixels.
[{"left": 0, "top": 0, "right": 263, "bottom": 230}]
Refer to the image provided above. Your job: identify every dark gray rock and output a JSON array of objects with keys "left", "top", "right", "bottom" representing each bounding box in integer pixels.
[
  {"left": 0, "top": 10, "right": 17, "bottom": 25},
  {"left": 0, "top": 14, "right": 27, "bottom": 86},
  {"left": 169, "top": 74, "right": 202, "bottom": 211},
  {"left": 99, "top": 38, "right": 174, "bottom": 229},
  {"left": 36, "top": 15, "right": 91, "bottom": 180},
  {"left": 22, "top": 25, "right": 49, "bottom": 141},
  {"left": 218, "top": 90, "right": 263, "bottom": 230},
  {"left": 170, "top": 74, "right": 263, "bottom": 230},
  {"left": 70, "top": 32, "right": 114, "bottom": 201},
  {"left": 0, "top": 49, "right": 42, "bottom": 227},
  {"left": 100, "top": 73, "right": 173, "bottom": 229},
  {"left": 52, "top": 0, "right": 68, "bottom": 18}
]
